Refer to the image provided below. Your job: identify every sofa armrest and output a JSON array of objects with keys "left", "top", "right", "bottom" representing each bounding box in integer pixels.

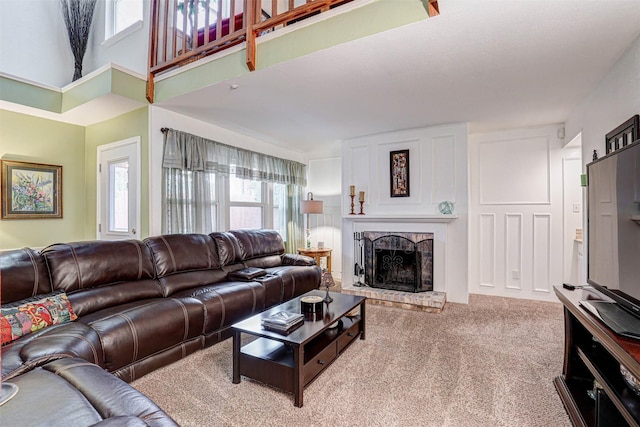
[
  {"left": 43, "top": 358, "right": 178, "bottom": 426},
  {"left": 2, "top": 322, "right": 104, "bottom": 381},
  {"left": 282, "top": 253, "right": 316, "bottom": 266}
]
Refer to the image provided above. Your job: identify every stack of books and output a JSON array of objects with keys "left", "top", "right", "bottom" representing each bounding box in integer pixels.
[{"left": 262, "top": 311, "right": 304, "bottom": 333}]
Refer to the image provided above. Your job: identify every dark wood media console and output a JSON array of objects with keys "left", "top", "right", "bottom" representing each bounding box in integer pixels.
[{"left": 554, "top": 286, "right": 640, "bottom": 426}]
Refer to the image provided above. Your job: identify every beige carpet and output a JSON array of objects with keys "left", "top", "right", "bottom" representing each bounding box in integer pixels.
[{"left": 132, "top": 294, "right": 570, "bottom": 427}]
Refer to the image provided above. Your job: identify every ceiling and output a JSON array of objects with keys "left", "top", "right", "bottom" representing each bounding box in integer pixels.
[{"left": 156, "top": 0, "right": 640, "bottom": 153}]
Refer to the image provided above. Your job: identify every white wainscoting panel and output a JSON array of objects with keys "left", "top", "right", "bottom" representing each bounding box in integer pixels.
[
  {"left": 505, "top": 213, "right": 523, "bottom": 290},
  {"left": 479, "top": 213, "right": 496, "bottom": 288},
  {"left": 433, "top": 135, "right": 457, "bottom": 204},
  {"left": 479, "top": 136, "right": 550, "bottom": 205},
  {"left": 533, "top": 213, "right": 552, "bottom": 293}
]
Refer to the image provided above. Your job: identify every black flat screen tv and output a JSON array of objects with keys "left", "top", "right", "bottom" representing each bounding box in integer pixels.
[{"left": 587, "top": 140, "right": 640, "bottom": 329}]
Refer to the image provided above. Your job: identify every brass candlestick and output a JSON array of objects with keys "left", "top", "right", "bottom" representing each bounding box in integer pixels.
[
  {"left": 349, "top": 195, "right": 356, "bottom": 215},
  {"left": 358, "top": 201, "right": 365, "bottom": 215}
]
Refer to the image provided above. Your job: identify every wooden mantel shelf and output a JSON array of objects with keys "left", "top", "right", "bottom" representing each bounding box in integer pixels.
[{"left": 343, "top": 214, "right": 457, "bottom": 223}]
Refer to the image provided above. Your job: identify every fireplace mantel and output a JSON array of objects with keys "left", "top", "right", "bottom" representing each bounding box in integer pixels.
[{"left": 343, "top": 215, "right": 457, "bottom": 223}]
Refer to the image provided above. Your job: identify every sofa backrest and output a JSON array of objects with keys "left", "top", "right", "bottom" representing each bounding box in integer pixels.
[
  {"left": 226, "top": 229, "right": 286, "bottom": 268},
  {"left": 144, "top": 234, "right": 226, "bottom": 296},
  {"left": 40, "top": 240, "right": 161, "bottom": 316},
  {"left": 0, "top": 248, "right": 53, "bottom": 304},
  {"left": 209, "top": 232, "right": 243, "bottom": 266}
]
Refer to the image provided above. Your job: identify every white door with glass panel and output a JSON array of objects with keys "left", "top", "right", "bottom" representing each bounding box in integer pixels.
[{"left": 97, "top": 138, "right": 140, "bottom": 240}]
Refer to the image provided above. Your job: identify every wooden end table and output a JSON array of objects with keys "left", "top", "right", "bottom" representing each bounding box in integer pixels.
[
  {"left": 231, "top": 290, "right": 365, "bottom": 407},
  {"left": 297, "top": 247, "right": 332, "bottom": 272}
]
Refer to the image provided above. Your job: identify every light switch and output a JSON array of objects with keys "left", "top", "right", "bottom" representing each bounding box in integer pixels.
[{"left": 572, "top": 203, "right": 581, "bottom": 213}]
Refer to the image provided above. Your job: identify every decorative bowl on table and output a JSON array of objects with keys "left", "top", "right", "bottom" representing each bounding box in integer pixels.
[{"left": 324, "top": 319, "right": 343, "bottom": 338}]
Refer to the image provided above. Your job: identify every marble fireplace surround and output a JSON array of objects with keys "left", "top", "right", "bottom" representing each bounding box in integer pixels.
[{"left": 341, "top": 215, "right": 457, "bottom": 311}]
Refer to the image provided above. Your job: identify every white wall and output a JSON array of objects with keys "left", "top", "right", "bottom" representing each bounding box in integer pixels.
[
  {"left": 561, "top": 143, "right": 584, "bottom": 285},
  {"left": 468, "top": 125, "right": 568, "bottom": 302},
  {"left": 565, "top": 33, "right": 640, "bottom": 167},
  {"left": 340, "top": 123, "right": 469, "bottom": 303},
  {"left": 0, "top": 0, "right": 73, "bottom": 86},
  {"left": 148, "top": 106, "right": 306, "bottom": 235},
  {"left": 307, "top": 157, "right": 342, "bottom": 279},
  {"left": 0, "top": 0, "right": 149, "bottom": 87},
  {"left": 86, "top": 0, "right": 150, "bottom": 78}
]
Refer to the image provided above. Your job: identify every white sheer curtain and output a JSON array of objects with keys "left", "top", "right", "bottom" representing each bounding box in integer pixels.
[{"left": 162, "top": 128, "right": 306, "bottom": 248}]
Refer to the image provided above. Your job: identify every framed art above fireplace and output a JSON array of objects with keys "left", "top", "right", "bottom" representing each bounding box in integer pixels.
[{"left": 390, "top": 149, "right": 410, "bottom": 197}]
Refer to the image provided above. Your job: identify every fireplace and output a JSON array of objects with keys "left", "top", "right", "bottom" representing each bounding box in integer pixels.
[{"left": 360, "top": 231, "right": 433, "bottom": 293}]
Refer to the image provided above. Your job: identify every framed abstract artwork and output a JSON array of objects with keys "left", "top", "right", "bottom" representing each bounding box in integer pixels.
[
  {"left": 1, "top": 160, "right": 63, "bottom": 219},
  {"left": 390, "top": 149, "right": 410, "bottom": 197}
]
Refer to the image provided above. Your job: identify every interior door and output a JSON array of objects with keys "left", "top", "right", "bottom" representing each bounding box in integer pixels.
[{"left": 97, "top": 138, "right": 140, "bottom": 240}]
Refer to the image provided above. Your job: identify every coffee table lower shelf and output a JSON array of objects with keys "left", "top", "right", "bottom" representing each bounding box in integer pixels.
[{"left": 234, "top": 314, "right": 363, "bottom": 406}]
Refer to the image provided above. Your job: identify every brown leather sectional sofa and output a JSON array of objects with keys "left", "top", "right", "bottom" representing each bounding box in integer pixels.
[{"left": 0, "top": 229, "right": 321, "bottom": 425}]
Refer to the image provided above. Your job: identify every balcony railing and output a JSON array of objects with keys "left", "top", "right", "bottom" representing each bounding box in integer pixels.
[{"left": 147, "top": 0, "right": 439, "bottom": 102}]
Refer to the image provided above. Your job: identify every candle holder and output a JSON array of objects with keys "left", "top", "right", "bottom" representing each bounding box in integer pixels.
[
  {"left": 358, "top": 201, "right": 365, "bottom": 215},
  {"left": 349, "top": 195, "right": 356, "bottom": 215}
]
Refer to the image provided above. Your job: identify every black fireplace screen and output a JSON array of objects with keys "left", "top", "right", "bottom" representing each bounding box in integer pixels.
[{"left": 363, "top": 233, "right": 433, "bottom": 293}]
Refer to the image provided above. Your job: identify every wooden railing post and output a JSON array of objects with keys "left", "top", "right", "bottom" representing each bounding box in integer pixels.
[{"left": 246, "top": 0, "right": 256, "bottom": 71}]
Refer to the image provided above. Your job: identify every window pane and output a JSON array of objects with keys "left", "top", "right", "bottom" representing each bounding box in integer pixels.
[
  {"left": 115, "top": 0, "right": 142, "bottom": 33},
  {"left": 109, "top": 160, "right": 128, "bottom": 232},
  {"left": 230, "top": 176, "right": 261, "bottom": 203},
  {"left": 230, "top": 206, "right": 262, "bottom": 229},
  {"left": 273, "top": 183, "right": 287, "bottom": 238}
]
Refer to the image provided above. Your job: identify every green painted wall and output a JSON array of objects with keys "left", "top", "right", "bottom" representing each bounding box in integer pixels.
[
  {"left": 84, "top": 107, "right": 150, "bottom": 239},
  {"left": 0, "top": 110, "right": 86, "bottom": 249}
]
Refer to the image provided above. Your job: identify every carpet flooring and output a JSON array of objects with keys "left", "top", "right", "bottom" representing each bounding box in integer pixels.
[{"left": 132, "top": 294, "right": 571, "bottom": 426}]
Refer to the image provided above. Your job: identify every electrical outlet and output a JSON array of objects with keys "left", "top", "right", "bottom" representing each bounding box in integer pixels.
[{"left": 512, "top": 270, "right": 520, "bottom": 280}]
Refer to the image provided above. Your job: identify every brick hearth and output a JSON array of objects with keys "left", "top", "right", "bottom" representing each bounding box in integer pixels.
[{"left": 340, "top": 283, "right": 446, "bottom": 313}]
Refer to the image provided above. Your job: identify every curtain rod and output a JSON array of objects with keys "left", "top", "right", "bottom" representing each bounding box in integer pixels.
[{"left": 160, "top": 127, "right": 169, "bottom": 134}]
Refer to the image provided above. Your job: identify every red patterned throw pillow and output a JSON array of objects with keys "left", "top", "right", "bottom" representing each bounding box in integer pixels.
[{"left": 1, "top": 291, "right": 77, "bottom": 345}]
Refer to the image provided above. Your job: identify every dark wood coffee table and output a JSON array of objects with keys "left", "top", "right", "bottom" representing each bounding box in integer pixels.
[{"left": 231, "top": 290, "right": 366, "bottom": 407}]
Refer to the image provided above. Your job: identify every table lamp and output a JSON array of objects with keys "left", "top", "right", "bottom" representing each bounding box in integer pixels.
[{"left": 300, "top": 192, "right": 323, "bottom": 249}]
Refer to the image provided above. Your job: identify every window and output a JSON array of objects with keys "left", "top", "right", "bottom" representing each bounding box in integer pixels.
[
  {"left": 161, "top": 129, "right": 305, "bottom": 251},
  {"left": 226, "top": 175, "right": 288, "bottom": 232},
  {"left": 229, "top": 175, "right": 262, "bottom": 229},
  {"left": 109, "top": 160, "right": 129, "bottom": 232},
  {"left": 106, "top": 0, "right": 143, "bottom": 39}
]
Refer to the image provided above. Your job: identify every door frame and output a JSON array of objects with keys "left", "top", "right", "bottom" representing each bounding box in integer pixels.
[{"left": 96, "top": 137, "right": 141, "bottom": 240}]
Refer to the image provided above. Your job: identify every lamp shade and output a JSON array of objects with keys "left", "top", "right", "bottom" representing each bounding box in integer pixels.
[{"left": 301, "top": 199, "right": 323, "bottom": 214}]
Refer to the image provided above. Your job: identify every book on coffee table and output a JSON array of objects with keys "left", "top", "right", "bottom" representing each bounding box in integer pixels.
[{"left": 261, "top": 311, "right": 304, "bottom": 332}]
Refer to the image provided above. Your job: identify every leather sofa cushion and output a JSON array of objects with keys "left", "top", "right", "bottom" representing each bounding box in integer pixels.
[
  {"left": 0, "top": 358, "right": 177, "bottom": 426},
  {"left": 66, "top": 279, "right": 164, "bottom": 317},
  {"left": 0, "top": 248, "right": 52, "bottom": 304},
  {"left": 229, "top": 229, "right": 285, "bottom": 260},
  {"left": 254, "top": 274, "right": 285, "bottom": 308},
  {"left": 157, "top": 269, "right": 229, "bottom": 297},
  {"left": 242, "top": 254, "right": 284, "bottom": 269},
  {"left": 172, "top": 281, "right": 265, "bottom": 333},
  {"left": 265, "top": 265, "right": 322, "bottom": 301},
  {"left": 144, "top": 234, "right": 220, "bottom": 278},
  {"left": 81, "top": 298, "right": 204, "bottom": 373},
  {"left": 42, "top": 240, "right": 156, "bottom": 293}
]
